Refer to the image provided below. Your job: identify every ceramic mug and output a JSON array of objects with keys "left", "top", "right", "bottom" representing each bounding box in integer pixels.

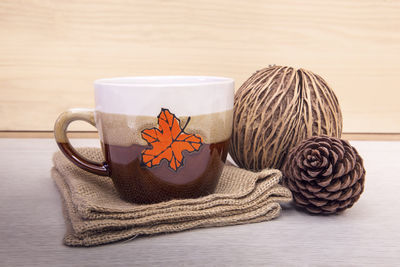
[{"left": 54, "top": 76, "right": 234, "bottom": 204}]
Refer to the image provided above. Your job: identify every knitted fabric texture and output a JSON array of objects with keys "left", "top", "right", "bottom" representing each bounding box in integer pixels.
[{"left": 52, "top": 148, "right": 292, "bottom": 247}]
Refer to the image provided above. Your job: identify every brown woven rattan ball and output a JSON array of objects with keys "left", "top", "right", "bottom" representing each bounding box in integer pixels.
[
  {"left": 282, "top": 135, "right": 365, "bottom": 214},
  {"left": 230, "top": 66, "right": 343, "bottom": 170}
]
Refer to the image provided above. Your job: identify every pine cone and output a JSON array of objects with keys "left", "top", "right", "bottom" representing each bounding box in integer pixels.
[{"left": 282, "top": 136, "right": 365, "bottom": 214}]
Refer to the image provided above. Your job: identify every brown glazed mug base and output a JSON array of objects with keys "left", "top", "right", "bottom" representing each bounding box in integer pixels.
[{"left": 102, "top": 139, "right": 229, "bottom": 204}]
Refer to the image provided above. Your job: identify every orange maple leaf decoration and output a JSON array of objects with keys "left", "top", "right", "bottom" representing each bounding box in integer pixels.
[{"left": 141, "top": 108, "right": 203, "bottom": 171}]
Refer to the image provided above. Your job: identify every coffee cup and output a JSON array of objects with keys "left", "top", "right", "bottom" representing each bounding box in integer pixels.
[{"left": 54, "top": 76, "right": 234, "bottom": 204}]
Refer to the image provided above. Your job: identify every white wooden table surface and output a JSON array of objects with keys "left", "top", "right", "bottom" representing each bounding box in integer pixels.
[{"left": 0, "top": 139, "right": 399, "bottom": 267}]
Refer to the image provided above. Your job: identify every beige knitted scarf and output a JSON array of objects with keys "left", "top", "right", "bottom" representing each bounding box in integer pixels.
[{"left": 51, "top": 148, "right": 292, "bottom": 247}]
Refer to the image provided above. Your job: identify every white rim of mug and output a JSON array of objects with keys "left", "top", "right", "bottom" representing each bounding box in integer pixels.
[{"left": 94, "top": 76, "right": 234, "bottom": 88}]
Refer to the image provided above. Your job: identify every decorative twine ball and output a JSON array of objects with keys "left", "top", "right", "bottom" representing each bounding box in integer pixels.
[
  {"left": 282, "top": 135, "right": 365, "bottom": 214},
  {"left": 230, "top": 66, "right": 343, "bottom": 170}
]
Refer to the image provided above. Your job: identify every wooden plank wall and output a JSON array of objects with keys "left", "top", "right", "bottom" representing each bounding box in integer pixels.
[{"left": 0, "top": 0, "right": 399, "bottom": 133}]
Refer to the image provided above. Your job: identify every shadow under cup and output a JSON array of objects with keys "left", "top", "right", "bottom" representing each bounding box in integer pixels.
[{"left": 55, "top": 76, "right": 234, "bottom": 204}]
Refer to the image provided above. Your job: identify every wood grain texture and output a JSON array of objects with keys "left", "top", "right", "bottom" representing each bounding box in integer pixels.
[
  {"left": 0, "top": 138, "right": 399, "bottom": 266},
  {"left": 0, "top": 0, "right": 399, "bottom": 132}
]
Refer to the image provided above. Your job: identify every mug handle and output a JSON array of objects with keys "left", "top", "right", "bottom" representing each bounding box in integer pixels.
[{"left": 54, "top": 108, "right": 110, "bottom": 176}]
